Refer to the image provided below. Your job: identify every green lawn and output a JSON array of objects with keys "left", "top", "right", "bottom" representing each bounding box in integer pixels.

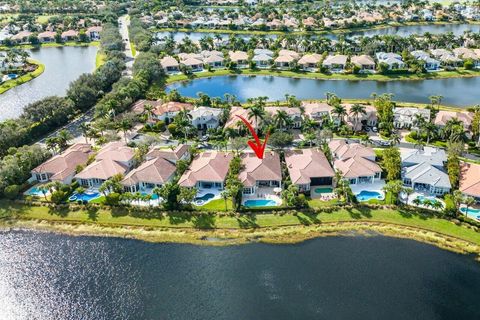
[
  {"left": 166, "top": 67, "right": 480, "bottom": 85},
  {"left": 0, "top": 41, "right": 99, "bottom": 50},
  {"left": 195, "top": 199, "right": 232, "bottom": 211},
  {"left": 0, "top": 59, "right": 45, "bottom": 94},
  {"left": 95, "top": 51, "right": 107, "bottom": 69},
  {"left": 2, "top": 200, "right": 480, "bottom": 245}
]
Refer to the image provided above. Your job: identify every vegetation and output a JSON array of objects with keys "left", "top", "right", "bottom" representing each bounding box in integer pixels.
[{"left": 0, "top": 59, "right": 45, "bottom": 94}]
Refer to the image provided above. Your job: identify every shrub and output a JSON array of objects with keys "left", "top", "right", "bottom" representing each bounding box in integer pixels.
[
  {"left": 105, "top": 192, "right": 121, "bottom": 205},
  {"left": 3, "top": 185, "right": 21, "bottom": 200},
  {"left": 50, "top": 190, "right": 67, "bottom": 204}
]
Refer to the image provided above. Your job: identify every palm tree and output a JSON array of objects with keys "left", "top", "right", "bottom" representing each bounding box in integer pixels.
[
  {"left": 79, "top": 122, "right": 91, "bottom": 144},
  {"left": 56, "top": 129, "right": 73, "bottom": 150},
  {"left": 349, "top": 104, "right": 366, "bottom": 132},
  {"left": 38, "top": 185, "right": 50, "bottom": 201},
  {"left": 247, "top": 104, "right": 266, "bottom": 134},
  {"left": 45, "top": 137, "right": 58, "bottom": 154},
  {"left": 220, "top": 190, "right": 230, "bottom": 211},
  {"left": 117, "top": 118, "right": 133, "bottom": 143},
  {"left": 390, "top": 133, "right": 401, "bottom": 146},
  {"left": 331, "top": 104, "right": 347, "bottom": 124},
  {"left": 464, "top": 196, "right": 475, "bottom": 216},
  {"left": 143, "top": 104, "right": 154, "bottom": 121},
  {"left": 421, "top": 122, "right": 437, "bottom": 144},
  {"left": 274, "top": 110, "right": 292, "bottom": 130},
  {"left": 412, "top": 197, "right": 422, "bottom": 207}
]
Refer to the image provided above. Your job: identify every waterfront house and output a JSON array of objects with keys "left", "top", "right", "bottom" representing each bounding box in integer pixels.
[
  {"left": 31, "top": 143, "right": 92, "bottom": 185},
  {"left": 411, "top": 50, "right": 441, "bottom": 71},
  {"left": 351, "top": 55, "right": 376, "bottom": 72},
  {"left": 121, "top": 156, "right": 176, "bottom": 193},
  {"left": 329, "top": 140, "right": 381, "bottom": 185},
  {"left": 239, "top": 151, "right": 282, "bottom": 196},
  {"left": 322, "top": 55, "right": 348, "bottom": 72},
  {"left": 252, "top": 53, "right": 272, "bottom": 68},
  {"left": 153, "top": 101, "right": 194, "bottom": 124},
  {"left": 189, "top": 106, "right": 222, "bottom": 130},
  {"left": 274, "top": 54, "right": 296, "bottom": 69},
  {"left": 393, "top": 107, "right": 430, "bottom": 129},
  {"left": 160, "top": 56, "right": 180, "bottom": 73},
  {"left": 61, "top": 30, "right": 78, "bottom": 41},
  {"left": 302, "top": 102, "right": 332, "bottom": 125},
  {"left": 298, "top": 53, "right": 322, "bottom": 71},
  {"left": 284, "top": 149, "right": 335, "bottom": 193},
  {"left": 38, "top": 31, "right": 56, "bottom": 42},
  {"left": 75, "top": 142, "right": 135, "bottom": 188},
  {"left": 434, "top": 110, "right": 474, "bottom": 130},
  {"left": 344, "top": 104, "right": 378, "bottom": 130},
  {"left": 179, "top": 151, "right": 233, "bottom": 190},
  {"left": 278, "top": 50, "right": 300, "bottom": 59},
  {"left": 459, "top": 162, "right": 480, "bottom": 202},
  {"left": 225, "top": 107, "right": 259, "bottom": 131},
  {"left": 253, "top": 49, "right": 273, "bottom": 57},
  {"left": 453, "top": 47, "right": 480, "bottom": 67},
  {"left": 401, "top": 147, "right": 451, "bottom": 195},
  {"left": 376, "top": 52, "right": 406, "bottom": 70},
  {"left": 203, "top": 54, "right": 224, "bottom": 68},
  {"left": 86, "top": 26, "right": 102, "bottom": 40},
  {"left": 431, "top": 49, "right": 463, "bottom": 67},
  {"left": 180, "top": 56, "right": 204, "bottom": 72},
  {"left": 11, "top": 30, "right": 32, "bottom": 44},
  {"left": 265, "top": 106, "right": 303, "bottom": 129},
  {"left": 229, "top": 51, "right": 248, "bottom": 68}
]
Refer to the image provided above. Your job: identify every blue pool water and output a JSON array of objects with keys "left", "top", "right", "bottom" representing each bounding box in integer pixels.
[
  {"left": 24, "top": 186, "right": 48, "bottom": 196},
  {"left": 195, "top": 193, "right": 215, "bottom": 201},
  {"left": 69, "top": 192, "right": 101, "bottom": 202},
  {"left": 460, "top": 207, "right": 480, "bottom": 220},
  {"left": 141, "top": 193, "right": 159, "bottom": 200},
  {"left": 243, "top": 199, "right": 278, "bottom": 207},
  {"left": 356, "top": 190, "right": 383, "bottom": 202},
  {"left": 416, "top": 195, "right": 441, "bottom": 205}
]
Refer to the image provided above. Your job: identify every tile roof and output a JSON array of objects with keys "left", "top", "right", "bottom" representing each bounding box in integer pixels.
[
  {"left": 334, "top": 155, "right": 382, "bottom": 178},
  {"left": 239, "top": 151, "right": 282, "bottom": 187},
  {"left": 178, "top": 151, "right": 233, "bottom": 187},
  {"left": 285, "top": 149, "right": 334, "bottom": 185},
  {"left": 459, "top": 161, "right": 480, "bottom": 197},
  {"left": 329, "top": 140, "right": 375, "bottom": 160},
  {"left": 121, "top": 156, "right": 176, "bottom": 186}
]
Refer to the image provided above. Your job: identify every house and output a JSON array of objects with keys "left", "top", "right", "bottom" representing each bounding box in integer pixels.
[
  {"left": 225, "top": 106, "right": 259, "bottom": 130},
  {"left": 189, "top": 106, "right": 222, "bottom": 130},
  {"left": 10, "top": 31, "right": 32, "bottom": 43},
  {"left": 329, "top": 140, "right": 381, "bottom": 185},
  {"left": 61, "top": 30, "right": 78, "bottom": 41},
  {"left": 265, "top": 106, "right": 303, "bottom": 128},
  {"left": 229, "top": 51, "right": 248, "bottom": 68},
  {"left": 153, "top": 101, "right": 194, "bottom": 124},
  {"left": 203, "top": 54, "right": 224, "bottom": 68},
  {"left": 453, "top": 47, "right": 480, "bottom": 67},
  {"left": 376, "top": 52, "right": 406, "bottom": 70},
  {"left": 121, "top": 156, "right": 176, "bottom": 193},
  {"left": 86, "top": 26, "right": 102, "bottom": 40},
  {"left": 393, "top": 107, "right": 430, "bottom": 129},
  {"left": 274, "top": 54, "right": 296, "bottom": 69},
  {"left": 180, "top": 57, "right": 203, "bottom": 72},
  {"left": 253, "top": 48, "right": 273, "bottom": 56},
  {"left": 344, "top": 104, "right": 378, "bottom": 130},
  {"left": 401, "top": 147, "right": 451, "bottom": 195},
  {"left": 434, "top": 110, "right": 474, "bottom": 130},
  {"left": 179, "top": 151, "right": 233, "bottom": 189},
  {"left": 351, "top": 55, "right": 376, "bottom": 72},
  {"left": 411, "top": 50, "right": 440, "bottom": 71},
  {"left": 431, "top": 49, "right": 463, "bottom": 67},
  {"left": 459, "top": 162, "right": 480, "bottom": 201},
  {"left": 239, "top": 151, "right": 282, "bottom": 195},
  {"left": 298, "top": 53, "right": 322, "bottom": 71},
  {"left": 252, "top": 53, "right": 272, "bottom": 68},
  {"left": 302, "top": 102, "right": 332, "bottom": 125},
  {"left": 146, "top": 144, "right": 190, "bottom": 163},
  {"left": 284, "top": 149, "right": 335, "bottom": 193},
  {"left": 278, "top": 49, "right": 300, "bottom": 59},
  {"left": 31, "top": 144, "right": 92, "bottom": 185},
  {"left": 160, "top": 56, "right": 180, "bottom": 73},
  {"left": 322, "top": 55, "right": 348, "bottom": 72},
  {"left": 75, "top": 142, "right": 135, "bottom": 188},
  {"left": 38, "top": 31, "right": 56, "bottom": 42}
]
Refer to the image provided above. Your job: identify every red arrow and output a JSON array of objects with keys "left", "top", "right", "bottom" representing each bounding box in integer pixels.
[{"left": 236, "top": 115, "right": 269, "bottom": 159}]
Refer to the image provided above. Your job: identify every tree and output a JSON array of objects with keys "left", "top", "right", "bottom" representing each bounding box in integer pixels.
[
  {"left": 331, "top": 104, "right": 347, "bottom": 125},
  {"left": 117, "top": 118, "right": 133, "bottom": 143},
  {"left": 464, "top": 196, "right": 475, "bottom": 217},
  {"left": 55, "top": 129, "right": 73, "bottom": 150},
  {"left": 274, "top": 110, "right": 292, "bottom": 130},
  {"left": 382, "top": 180, "right": 403, "bottom": 205},
  {"left": 373, "top": 93, "right": 395, "bottom": 137},
  {"left": 159, "top": 182, "right": 180, "bottom": 209},
  {"left": 230, "top": 137, "right": 247, "bottom": 155},
  {"left": 281, "top": 184, "right": 305, "bottom": 207},
  {"left": 220, "top": 190, "right": 230, "bottom": 211},
  {"left": 452, "top": 190, "right": 464, "bottom": 217},
  {"left": 177, "top": 187, "right": 197, "bottom": 206},
  {"left": 349, "top": 104, "right": 366, "bottom": 132},
  {"left": 381, "top": 147, "right": 401, "bottom": 181},
  {"left": 268, "top": 131, "right": 293, "bottom": 150},
  {"left": 247, "top": 98, "right": 267, "bottom": 134}
]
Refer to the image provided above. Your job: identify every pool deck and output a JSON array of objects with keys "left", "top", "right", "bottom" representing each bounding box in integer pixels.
[
  {"left": 350, "top": 180, "right": 386, "bottom": 197},
  {"left": 401, "top": 191, "right": 445, "bottom": 211},
  {"left": 242, "top": 187, "right": 282, "bottom": 207},
  {"left": 310, "top": 185, "right": 335, "bottom": 200},
  {"left": 194, "top": 188, "right": 222, "bottom": 206},
  {"left": 459, "top": 205, "right": 480, "bottom": 221}
]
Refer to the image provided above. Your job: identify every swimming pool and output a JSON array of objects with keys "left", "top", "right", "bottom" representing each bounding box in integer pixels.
[
  {"left": 243, "top": 199, "right": 278, "bottom": 207},
  {"left": 24, "top": 186, "right": 49, "bottom": 197},
  {"left": 416, "top": 195, "right": 441, "bottom": 205},
  {"left": 460, "top": 207, "right": 480, "bottom": 220},
  {"left": 314, "top": 187, "right": 333, "bottom": 194},
  {"left": 69, "top": 192, "right": 101, "bottom": 202},
  {"left": 194, "top": 193, "right": 215, "bottom": 206},
  {"left": 141, "top": 193, "right": 159, "bottom": 200},
  {"left": 356, "top": 190, "right": 383, "bottom": 202}
]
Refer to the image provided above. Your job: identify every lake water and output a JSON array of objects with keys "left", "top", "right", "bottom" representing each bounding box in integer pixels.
[
  {"left": 156, "top": 23, "right": 480, "bottom": 42},
  {"left": 168, "top": 75, "right": 480, "bottom": 106},
  {"left": 1, "top": 230, "right": 480, "bottom": 319},
  {"left": 0, "top": 46, "right": 98, "bottom": 121}
]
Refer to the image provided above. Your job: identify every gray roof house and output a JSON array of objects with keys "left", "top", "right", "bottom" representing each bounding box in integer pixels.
[
  {"left": 393, "top": 107, "right": 430, "bottom": 129},
  {"left": 411, "top": 50, "right": 440, "bottom": 71},
  {"left": 189, "top": 106, "right": 222, "bottom": 130},
  {"left": 401, "top": 147, "right": 451, "bottom": 195}
]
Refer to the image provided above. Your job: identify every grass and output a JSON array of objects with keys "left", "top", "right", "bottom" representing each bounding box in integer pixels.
[
  {"left": 0, "top": 59, "right": 45, "bottom": 94},
  {"left": 2, "top": 200, "right": 480, "bottom": 248},
  {"left": 131, "top": 42, "right": 136, "bottom": 57},
  {"left": 195, "top": 199, "right": 232, "bottom": 211},
  {"left": 165, "top": 67, "right": 480, "bottom": 85},
  {"left": 95, "top": 51, "right": 107, "bottom": 69},
  {"left": 36, "top": 15, "right": 54, "bottom": 24},
  {"left": 0, "top": 41, "right": 99, "bottom": 50}
]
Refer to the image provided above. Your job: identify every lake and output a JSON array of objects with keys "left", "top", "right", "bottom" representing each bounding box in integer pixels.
[
  {"left": 156, "top": 23, "right": 480, "bottom": 42},
  {"left": 0, "top": 46, "right": 98, "bottom": 121},
  {"left": 168, "top": 75, "right": 480, "bottom": 106},
  {"left": 1, "top": 230, "right": 480, "bottom": 319}
]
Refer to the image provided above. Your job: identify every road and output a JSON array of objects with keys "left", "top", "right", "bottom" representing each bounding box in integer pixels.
[{"left": 118, "top": 14, "right": 135, "bottom": 77}]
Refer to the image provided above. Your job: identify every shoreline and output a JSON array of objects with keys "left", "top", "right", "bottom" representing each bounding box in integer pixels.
[
  {"left": 2, "top": 219, "right": 480, "bottom": 258},
  {"left": 165, "top": 68, "right": 480, "bottom": 85},
  {"left": 154, "top": 20, "right": 480, "bottom": 37},
  {"left": 0, "top": 59, "right": 45, "bottom": 94},
  {"left": 0, "top": 41, "right": 99, "bottom": 51}
]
